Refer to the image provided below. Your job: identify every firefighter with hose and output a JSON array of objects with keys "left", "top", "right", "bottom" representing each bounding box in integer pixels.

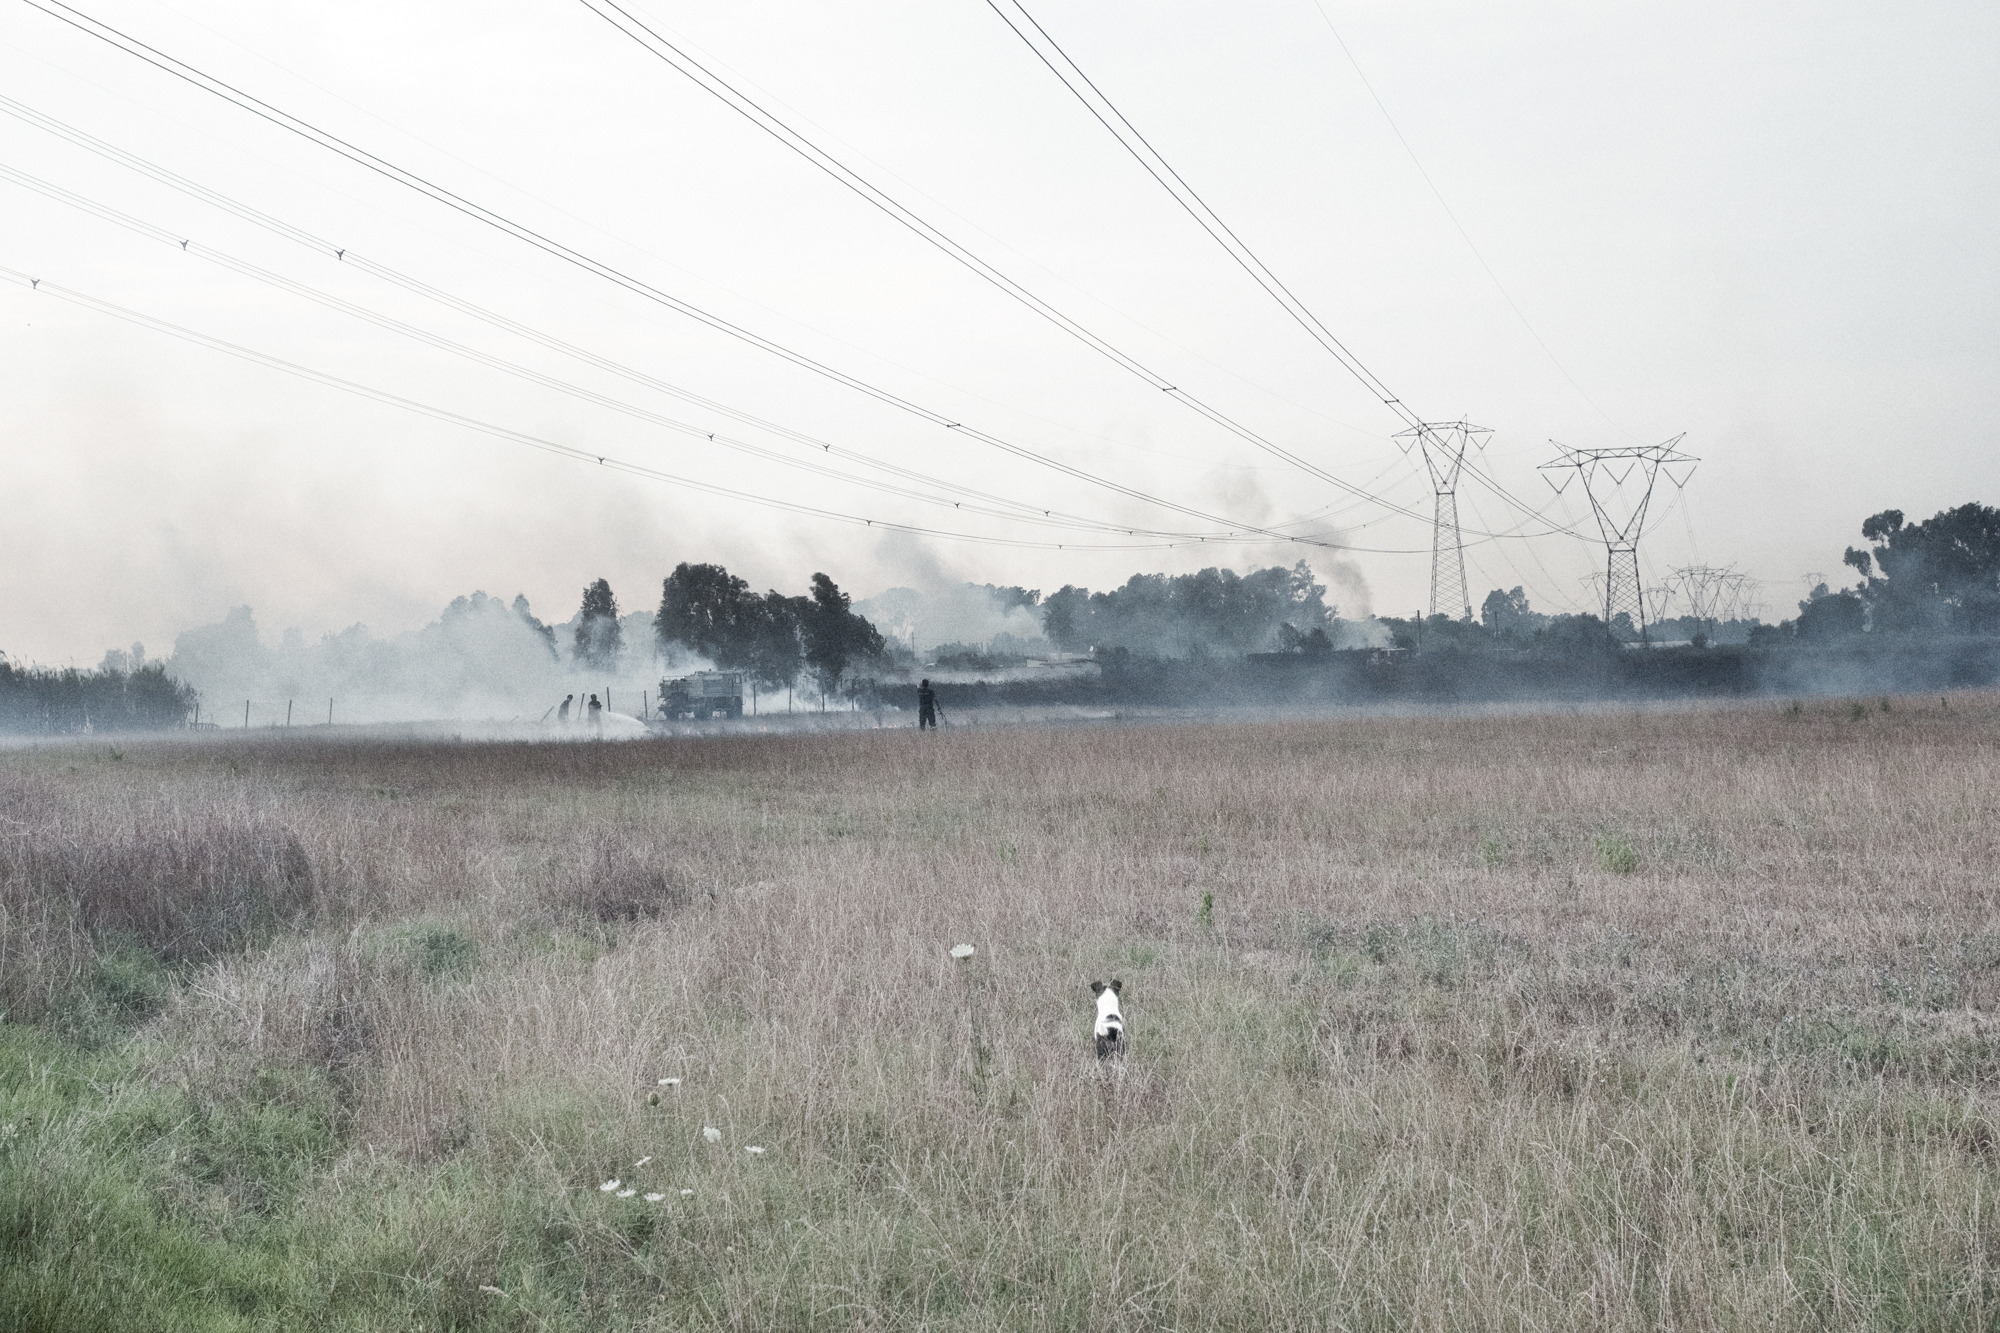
[{"left": 917, "top": 678, "right": 944, "bottom": 731}]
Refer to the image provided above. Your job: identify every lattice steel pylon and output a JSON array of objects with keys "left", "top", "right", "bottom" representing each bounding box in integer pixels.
[
  {"left": 1541, "top": 437, "right": 1696, "bottom": 644},
  {"left": 1669, "top": 565, "right": 1752, "bottom": 641},
  {"left": 1395, "top": 421, "right": 1491, "bottom": 621}
]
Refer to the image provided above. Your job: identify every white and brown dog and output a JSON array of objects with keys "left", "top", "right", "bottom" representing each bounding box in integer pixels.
[{"left": 1089, "top": 979, "right": 1124, "bottom": 1058}]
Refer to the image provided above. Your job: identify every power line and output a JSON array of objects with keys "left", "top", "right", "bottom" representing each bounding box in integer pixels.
[
  {"left": 0, "top": 262, "right": 1251, "bottom": 553},
  {"left": 6, "top": 34, "right": 1323, "bottom": 485},
  {"left": 0, "top": 92, "right": 1453, "bottom": 556},
  {"left": 0, "top": 157, "right": 1283, "bottom": 545},
  {"left": 983, "top": 0, "right": 1594, "bottom": 546},
  {"left": 571, "top": 0, "right": 1454, "bottom": 516},
  {"left": 984, "top": 0, "right": 1419, "bottom": 432},
  {"left": 21, "top": 0, "right": 1455, "bottom": 549},
  {"left": 1302, "top": 0, "right": 1641, "bottom": 444},
  {"left": 0, "top": 93, "right": 1234, "bottom": 512}
]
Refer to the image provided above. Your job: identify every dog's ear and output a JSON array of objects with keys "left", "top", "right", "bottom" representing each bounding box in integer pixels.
[
  {"left": 1090, "top": 980, "right": 1105, "bottom": 996},
  {"left": 1110, "top": 979, "right": 1122, "bottom": 995}
]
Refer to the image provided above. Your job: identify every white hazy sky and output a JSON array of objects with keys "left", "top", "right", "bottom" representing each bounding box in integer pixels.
[{"left": 3, "top": 0, "right": 1995, "bottom": 666}]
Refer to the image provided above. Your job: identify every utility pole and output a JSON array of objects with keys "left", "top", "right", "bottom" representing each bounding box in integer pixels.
[
  {"left": 1395, "top": 421, "right": 1490, "bottom": 622},
  {"left": 1541, "top": 437, "right": 1695, "bottom": 645}
]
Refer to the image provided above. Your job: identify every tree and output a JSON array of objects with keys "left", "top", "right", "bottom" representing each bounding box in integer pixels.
[
  {"left": 1534, "top": 614, "right": 1617, "bottom": 655},
  {"left": 1040, "top": 586, "right": 1090, "bottom": 652},
  {"left": 979, "top": 585, "right": 1042, "bottom": 615},
  {"left": 741, "top": 591, "right": 805, "bottom": 693},
  {"left": 513, "top": 594, "right": 558, "bottom": 657},
  {"left": 1844, "top": 503, "right": 2000, "bottom": 635},
  {"left": 1035, "top": 562, "right": 1333, "bottom": 657},
  {"left": 574, "top": 578, "right": 622, "bottom": 668},
  {"left": 800, "top": 573, "right": 885, "bottom": 695},
  {"left": 1794, "top": 583, "right": 1865, "bottom": 640},
  {"left": 655, "top": 563, "right": 752, "bottom": 663},
  {"left": 1481, "top": 587, "right": 1538, "bottom": 636}
]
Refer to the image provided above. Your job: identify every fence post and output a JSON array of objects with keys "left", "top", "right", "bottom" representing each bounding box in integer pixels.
[
  {"left": 328, "top": 698, "right": 333, "bottom": 726},
  {"left": 245, "top": 699, "right": 250, "bottom": 728},
  {"left": 286, "top": 699, "right": 292, "bottom": 727}
]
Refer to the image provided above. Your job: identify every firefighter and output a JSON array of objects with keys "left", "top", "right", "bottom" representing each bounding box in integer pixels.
[
  {"left": 587, "top": 693, "right": 603, "bottom": 735},
  {"left": 917, "top": 679, "right": 941, "bottom": 730},
  {"left": 557, "top": 694, "right": 574, "bottom": 724}
]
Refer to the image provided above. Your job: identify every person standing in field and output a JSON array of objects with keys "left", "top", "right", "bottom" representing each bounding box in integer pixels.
[
  {"left": 587, "top": 693, "right": 603, "bottom": 736},
  {"left": 917, "top": 679, "right": 941, "bottom": 730},
  {"left": 558, "top": 694, "right": 574, "bottom": 725}
]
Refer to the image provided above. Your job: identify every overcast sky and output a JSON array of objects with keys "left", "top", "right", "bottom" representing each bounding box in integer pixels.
[{"left": 3, "top": 0, "right": 1995, "bottom": 666}]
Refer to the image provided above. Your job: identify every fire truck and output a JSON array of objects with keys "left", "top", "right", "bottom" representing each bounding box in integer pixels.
[{"left": 657, "top": 671, "right": 744, "bottom": 720}]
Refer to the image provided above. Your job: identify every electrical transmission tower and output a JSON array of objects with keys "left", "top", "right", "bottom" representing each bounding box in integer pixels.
[
  {"left": 1541, "top": 437, "right": 1696, "bottom": 643},
  {"left": 1669, "top": 565, "right": 1753, "bottom": 642},
  {"left": 1395, "top": 421, "right": 1491, "bottom": 621}
]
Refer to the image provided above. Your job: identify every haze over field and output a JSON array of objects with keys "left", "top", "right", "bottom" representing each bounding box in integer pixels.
[{"left": 3, "top": 1, "right": 1996, "bottom": 667}]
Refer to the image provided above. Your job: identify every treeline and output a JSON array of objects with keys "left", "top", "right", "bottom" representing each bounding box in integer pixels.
[
  {"left": 1366, "top": 500, "right": 2000, "bottom": 660},
  {"left": 641, "top": 560, "right": 1342, "bottom": 681},
  {"left": 0, "top": 656, "right": 197, "bottom": 735},
  {"left": 1759, "top": 502, "right": 2000, "bottom": 642},
  {"left": 653, "top": 564, "right": 885, "bottom": 695},
  {"left": 1040, "top": 561, "right": 1336, "bottom": 658}
]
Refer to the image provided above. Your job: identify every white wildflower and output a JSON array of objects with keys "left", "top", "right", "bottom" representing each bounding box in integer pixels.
[
  {"left": 744, "top": 1145, "right": 766, "bottom": 1156},
  {"left": 679, "top": 1189, "right": 694, "bottom": 1197},
  {"left": 616, "top": 1188, "right": 636, "bottom": 1198},
  {"left": 644, "top": 1192, "right": 665, "bottom": 1203},
  {"left": 634, "top": 1155, "right": 652, "bottom": 1168},
  {"left": 598, "top": 1179, "right": 621, "bottom": 1192},
  {"left": 479, "top": 1286, "right": 505, "bottom": 1297},
  {"left": 702, "top": 1126, "right": 722, "bottom": 1143},
  {"left": 657, "top": 1077, "right": 681, "bottom": 1087},
  {"left": 950, "top": 943, "right": 975, "bottom": 960}
]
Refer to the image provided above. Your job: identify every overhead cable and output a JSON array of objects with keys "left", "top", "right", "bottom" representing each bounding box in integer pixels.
[
  {"left": 1304, "top": 0, "right": 1642, "bottom": 444},
  {"left": 572, "top": 0, "right": 1451, "bottom": 514},
  {"left": 0, "top": 263, "right": 1242, "bottom": 552},
  {"left": 984, "top": 0, "right": 1594, "bottom": 543},
  {"left": 0, "top": 158, "right": 1265, "bottom": 544},
  {"left": 0, "top": 94, "right": 1436, "bottom": 550},
  {"left": 21, "top": 0, "right": 1445, "bottom": 548},
  {"left": 986, "top": 0, "right": 1418, "bottom": 429}
]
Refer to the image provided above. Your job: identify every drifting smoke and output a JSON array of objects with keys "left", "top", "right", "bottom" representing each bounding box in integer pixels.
[
  {"left": 851, "top": 584, "right": 1047, "bottom": 658},
  {"left": 854, "top": 539, "right": 1380, "bottom": 664},
  {"left": 165, "top": 592, "right": 692, "bottom": 725}
]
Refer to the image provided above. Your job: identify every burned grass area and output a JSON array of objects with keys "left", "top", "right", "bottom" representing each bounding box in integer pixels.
[{"left": 3, "top": 694, "right": 2000, "bottom": 1329}]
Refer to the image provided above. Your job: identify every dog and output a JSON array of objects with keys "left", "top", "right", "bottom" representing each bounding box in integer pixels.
[{"left": 1090, "top": 979, "right": 1124, "bottom": 1058}]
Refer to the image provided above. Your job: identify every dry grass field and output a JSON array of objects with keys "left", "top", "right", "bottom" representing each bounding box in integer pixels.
[{"left": 4, "top": 694, "right": 2000, "bottom": 1331}]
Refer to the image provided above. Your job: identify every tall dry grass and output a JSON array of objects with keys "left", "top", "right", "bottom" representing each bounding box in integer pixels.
[{"left": 3, "top": 694, "right": 1999, "bottom": 1330}]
